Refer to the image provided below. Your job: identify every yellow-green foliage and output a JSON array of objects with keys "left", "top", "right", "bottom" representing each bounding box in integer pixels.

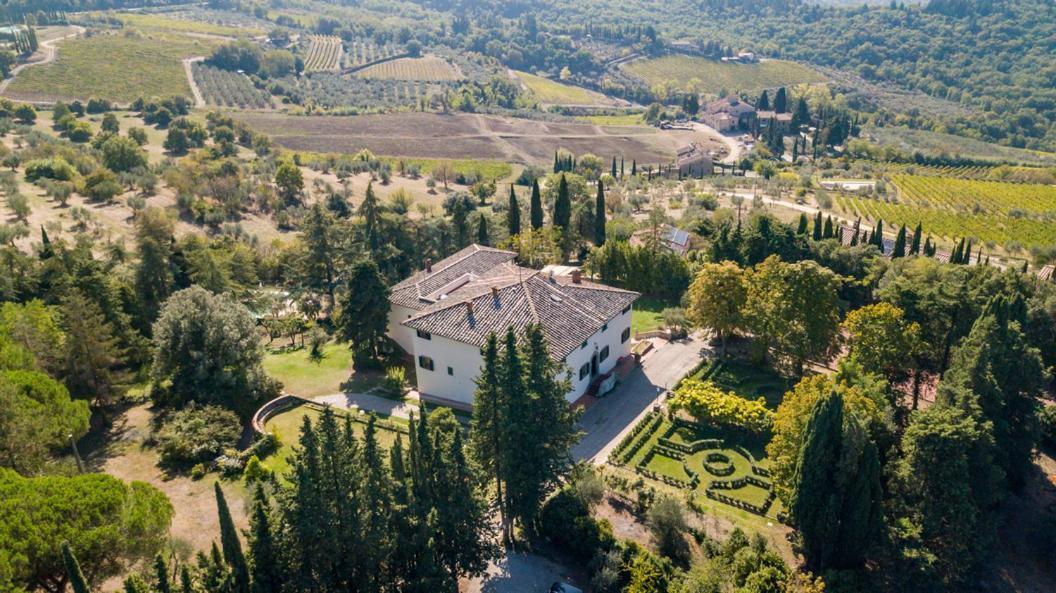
[
  {"left": 6, "top": 32, "right": 215, "bottom": 103},
  {"left": 622, "top": 55, "right": 824, "bottom": 95},
  {"left": 111, "top": 12, "right": 264, "bottom": 36},
  {"left": 670, "top": 379, "right": 774, "bottom": 434},
  {"left": 515, "top": 70, "right": 614, "bottom": 106}
]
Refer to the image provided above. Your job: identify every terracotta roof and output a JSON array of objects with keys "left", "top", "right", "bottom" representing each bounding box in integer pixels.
[
  {"left": 389, "top": 244, "right": 517, "bottom": 309},
  {"left": 402, "top": 265, "right": 638, "bottom": 360}
]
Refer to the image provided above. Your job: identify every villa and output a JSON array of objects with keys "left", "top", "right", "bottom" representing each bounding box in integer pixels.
[{"left": 387, "top": 245, "right": 639, "bottom": 408}]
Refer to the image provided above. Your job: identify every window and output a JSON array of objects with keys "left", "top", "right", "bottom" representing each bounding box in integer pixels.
[
  {"left": 418, "top": 356, "right": 434, "bottom": 371},
  {"left": 602, "top": 323, "right": 608, "bottom": 332},
  {"left": 622, "top": 305, "right": 631, "bottom": 315},
  {"left": 621, "top": 327, "right": 631, "bottom": 343},
  {"left": 416, "top": 329, "right": 431, "bottom": 340},
  {"left": 578, "top": 363, "right": 590, "bottom": 380},
  {"left": 447, "top": 366, "right": 454, "bottom": 376},
  {"left": 599, "top": 346, "right": 610, "bottom": 362},
  {"left": 580, "top": 341, "right": 588, "bottom": 350}
]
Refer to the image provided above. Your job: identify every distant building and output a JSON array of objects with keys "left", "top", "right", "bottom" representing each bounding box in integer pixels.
[
  {"left": 675, "top": 143, "right": 712, "bottom": 177},
  {"left": 701, "top": 96, "right": 756, "bottom": 132},
  {"left": 721, "top": 51, "right": 758, "bottom": 63},
  {"left": 631, "top": 224, "right": 693, "bottom": 257},
  {"left": 387, "top": 245, "right": 638, "bottom": 408},
  {"left": 757, "top": 111, "right": 793, "bottom": 134}
]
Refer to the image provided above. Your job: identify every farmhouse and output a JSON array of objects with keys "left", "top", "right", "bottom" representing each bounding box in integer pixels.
[
  {"left": 675, "top": 143, "right": 713, "bottom": 177},
  {"left": 701, "top": 96, "right": 756, "bottom": 132},
  {"left": 756, "top": 111, "right": 793, "bottom": 134},
  {"left": 387, "top": 245, "right": 639, "bottom": 408}
]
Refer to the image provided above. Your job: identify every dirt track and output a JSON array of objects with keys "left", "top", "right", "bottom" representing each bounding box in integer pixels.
[{"left": 235, "top": 111, "right": 724, "bottom": 166}]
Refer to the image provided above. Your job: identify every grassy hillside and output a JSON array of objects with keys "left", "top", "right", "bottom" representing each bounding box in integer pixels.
[
  {"left": 5, "top": 31, "right": 215, "bottom": 103},
  {"left": 515, "top": 70, "right": 619, "bottom": 106},
  {"left": 110, "top": 12, "right": 264, "bottom": 36},
  {"left": 622, "top": 55, "right": 825, "bottom": 95},
  {"left": 865, "top": 126, "right": 1056, "bottom": 167}
]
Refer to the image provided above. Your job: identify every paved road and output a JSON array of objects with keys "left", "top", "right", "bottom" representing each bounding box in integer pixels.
[{"left": 572, "top": 333, "right": 709, "bottom": 464}]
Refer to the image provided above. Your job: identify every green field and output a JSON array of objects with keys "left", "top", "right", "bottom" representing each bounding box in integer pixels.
[
  {"left": 5, "top": 31, "right": 215, "bottom": 103},
  {"left": 110, "top": 12, "right": 264, "bottom": 36},
  {"left": 514, "top": 70, "right": 617, "bottom": 106},
  {"left": 865, "top": 126, "right": 1056, "bottom": 167},
  {"left": 622, "top": 55, "right": 825, "bottom": 94},
  {"left": 631, "top": 297, "right": 668, "bottom": 334}
]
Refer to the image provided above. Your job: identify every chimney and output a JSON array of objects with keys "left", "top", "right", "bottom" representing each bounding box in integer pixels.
[
  {"left": 571, "top": 269, "right": 582, "bottom": 284},
  {"left": 425, "top": 258, "right": 432, "bottom": 273},
  {"left": 491, "top": 286, "right": 499, "bottom": 302},
  {"left": 465, "top": 301, "right": 474, "bottom": 316},
  {"left": 548, "top": 271, "right": 555, "bottom": 283}
]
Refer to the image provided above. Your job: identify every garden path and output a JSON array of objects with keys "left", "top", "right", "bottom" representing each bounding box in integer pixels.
[{"left": 312, "top": 391, "right": 418, "bottom": 419}]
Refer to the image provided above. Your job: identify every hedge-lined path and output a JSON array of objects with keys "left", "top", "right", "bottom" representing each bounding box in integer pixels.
[{"left": 573, "top": 331, "right": 710, "bottom": 464}]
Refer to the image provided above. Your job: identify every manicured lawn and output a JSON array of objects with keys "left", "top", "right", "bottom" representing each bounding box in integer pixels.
[
  {"left": 261, "top": 403, "right": 406, "bottom": 477},
  {"left": 263, "top": 342, "right": 367, "bottom": 397},
  {"left": 631, "top": 297, "right": 670, "bottom": 334},
  {"left": 6, "top": 31, "right": 216, "bottom": 103},
  {"left": 622, "top": 55, "right": 824, "bottom": 95},
  {"left": 646, "top": 451, "right": 691, "bottom": 482},
  {"left": 709, "top": 359, "right": 790, "bottom": 409}
]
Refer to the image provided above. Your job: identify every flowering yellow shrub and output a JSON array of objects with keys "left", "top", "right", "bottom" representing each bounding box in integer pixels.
[{"left": 669, "top": 379, "right": 774, "bottom": 434}]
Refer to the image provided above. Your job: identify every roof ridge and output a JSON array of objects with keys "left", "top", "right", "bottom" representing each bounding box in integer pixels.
[
  {"left": 531, "top": 276, "right": 605, "bottom": 323},
  {"left": 520, "top": 270, "right": 541, "bottom": 324}
]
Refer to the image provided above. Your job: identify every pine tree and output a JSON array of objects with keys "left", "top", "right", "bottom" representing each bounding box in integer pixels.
[
  {"left": 215, "top": 482, "right": 250, "bottom": 593},
  {"left": 507, "top": 184, "right": 520, "bottom": 237},
  {"left": 337, "top": 259, "right": 390, "bottom": 362},
  {"left": 553, "top": 174, "right": 571, "bottom": 231},
  {"left": 910, "top": 222, "right": 922, "bottom": 254},
  {"left": 892, "top": 224, "right": 907, "bottom": 258},
  {"left": 62, "top": 543, "right": 91, "bottom": 593},
  {"left": 595, "top": 179, "right": 606, "bottom": 246},
  {"left": 248, "top": 486, "right": 283, "bottom": 593},
  {"left": 796, "top": 213, "right": 808, "bottom": 234},
  {"left": 154, "top": 554, "right": 172, "bottom": 593},
  {"left": 812, "top": 211, "right": 822, "bottom": 241},
  {"left": 477, "top": 213, "right": 489, "bottom": 246},
  {"left": 530, "top": 178, "right": 543, "bottom": 230}
]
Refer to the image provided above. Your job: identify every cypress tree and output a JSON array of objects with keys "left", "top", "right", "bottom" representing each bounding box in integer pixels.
[
  {"left": 757, "top": 89, "right": 770, "bottom": 110},
  {"left": 774, "top": 87, "right": 788, "bottom": 113},
  {"left": 892, "top": 224, "right": 907, "bottom": 258},
  {"left": 910, "top": 222, "right": 922, "bottom": 254},
  {"left": 477, "top": 213, "right": 489, "bottom": 246},
  {"left": 123, "top": 575, "right": 150, "bottom": 593},
  {"left": 873, "top": 220, "right": 884, "bottom": 253},
  {"left": 215, "top": 482, "right": 250, "bottom": 593},
  {"left": 796, "top": 212, "right": 808, "bottom": 234},
  {"left": 248, "top": 486, "right": 283, "bottom": 593},
  {"left": 507, "top": 184, "right": 520, "bottom": 236},
  {"left": 812, "top": 211, "right": 822, "bottom": 241},
  {"left": 595, "top": 179, "right": 606, "bottom": 246},
  {"left": 553, "top": 151, "right": 559, "bottom": 173},
  {"left": 62, "top": 543, "right": 91, "bottom": 593},
  {"left": 631, "top": 159, "right": 637, "bottom": 176},
  {"left": 180, "top": 566, "right": 194, "bottom": 593},
  {"left": 470, "top": 334, "right": 507, "bottom": 530},
  {"left": 611, "top": 156, "right": 617, "bottom": 178},
  {"left": 850, "top": 228, "right": 859, "bottom": 246},
  {"left": 620, "top": 155, "right": 625, "bottom": 178},
  {"left": 553, "top": 174, "right": 571, "bottom": 231},
  {"left": 964, "top": 239, "right": 973, "bottom": 264},
  {"left": 154, "top": 554, "right": 172, "bottom": 593},
  {"left": 823, "top": 215, "right": 834, "bottom": 239},
  {"left": 951, "top": 238, "right": 965, "bottom": 264},
  {"left": 359, "top": 181, "right": 381, "bottom": 253},
  {"left": 530, "top": 178, "right": 543, "bottom": 230}
]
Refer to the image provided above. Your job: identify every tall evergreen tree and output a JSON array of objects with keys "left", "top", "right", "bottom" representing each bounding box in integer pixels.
[
  {"left": 757, "top": 89, "right": 770, "bottom": 110},
  {"left": 552, "top": 174, "right": 571, "bottom": 232},
  {"left": 611, "top": 156, "right": 617, "bottom": 178},
  {"left": 359, "top": 181, "right": 382, "bottom": 253},
  {"left": 631, "top": 159, "right": 637, "bottom": 176},
  {"left": 892, "top": 224, "right": 907, "bottom": 258},
  {"left": 300, "top": 203, "right": 338, "bottom": 310},
  {"left": 470, "top": 333, "right": 507, "bottom": 529},
  {"left": 248, "top": 486, "right": 283, "bottom": 593},
  {"left": 477, "top": 213, "right": 489, "bottom": 246},
  {"left": 812, "top": 211, "right": 823, "bottom": 241},
  {"left": 951, "top": 237, "right": 965, "bottom": 264},
  {"left": 530, "top": 178, "right": 543, "bottom": 230},
  {"left": 789, "top": 392, "right": 882, "bottom": 572},
  {"left": 507, "top": 184, "right": 520, "bottom": 236},
  {"left": 773, "top": 87, "right": 788, "bottom": 113},
  {"left": 910, "top": 222, "right": 922, "bottom": 254},
  {"left": 215, "top": 482, "right": 250, "bottom": 593},
  {"left": 872, "top": 220, "right": 885, "bottom": 253},
  {"left": 337, "top": 259, "right": 390, "bottom": 361},
  {"left": 823, "top": 215, "right": 834, "bottom": 239},
  {"left": 796, "top": 213, "right": 808, "bottom": 234},
  {"left": 153, "top": 554, "right": 172, "bottom": 593},
  {"left": 62, "top": 542, "right": 91, "bottom": 593},
  {"left": 595, "top": 179, "right": 606, "bottom": 246}
]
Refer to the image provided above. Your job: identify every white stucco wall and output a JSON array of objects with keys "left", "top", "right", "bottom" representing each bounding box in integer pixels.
[
  {"left": 560, "top": 305, "right": 634, "bottom": 402},
  {"left": 411, "top": 333, "right": 484, "bottom": 406},
  {"left": 388, "top": 304, "right": 418, "bottom": 354},
  {"left": 403, "top": 304, "right": 635, "bottom": 407}
]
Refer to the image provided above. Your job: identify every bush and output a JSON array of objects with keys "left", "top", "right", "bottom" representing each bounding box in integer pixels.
[
  {"left": 539, "top": 488, "right": 615, "bottom": 562},
  {"left": 25, "top": 157, "right": 76, "bottom": 182},
  {"left": 1039, "top": 405, "right": 1056, "bottom": 448},
  {"left": 669, "top": 379, "right": 774, "bottom": 434},
  {"left": 156, "top": 404, "right": 242, "bottom": 468},
  {"left": 384, "top": 366, "right": 406, "bottom": 396}
]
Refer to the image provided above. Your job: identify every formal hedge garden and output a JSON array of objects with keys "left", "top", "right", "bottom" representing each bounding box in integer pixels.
[{"left": 610, "top": 412, "right": 779, "bottom": 518}]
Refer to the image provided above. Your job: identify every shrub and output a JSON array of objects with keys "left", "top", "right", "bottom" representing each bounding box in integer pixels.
[
  {"left": 384, "top": 366, "right": 406, "bottom": 396},
  {"left": 1039, "top": 405, "right": 1056, "bottom": 448},
  {"left": 669, "top": 379, "right": 774, "bottom": 434},
  {"left": 539, "top": 488, "right": 615, "bottom": 562},
  {"left": 25, "top": 157, "right": 76, "bottom": 182},
  {"left": 156, "top": 404, "right": 242, "bottom": 468},
  {"left": 243, "top": 455, "right": 272, "bottom": 483}
]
